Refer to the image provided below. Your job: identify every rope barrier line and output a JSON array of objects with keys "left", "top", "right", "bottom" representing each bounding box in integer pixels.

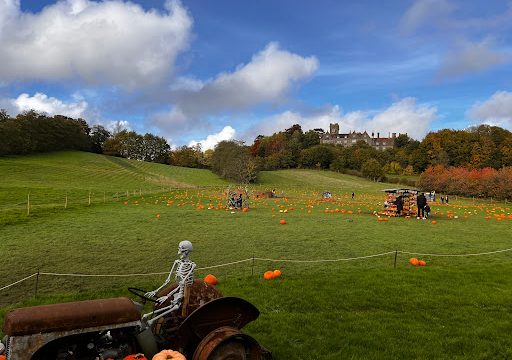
[
  {"left": 399, "top": 247, "right": 512, "bottom": 257},
  {"left": 2, "top": 247, "right": 512, "bottom": 292},
  {"left": 0, "top": 273, "right": 37, "bottom": 291},
  {"left": 39, "top": 271, "right": 169, "bottom": 277},
  {"left": 197, "top": 258, "right": 253, "bottom": 270},
  {"left": 253, "top": 251, "right": 396, "bottom": 263}
]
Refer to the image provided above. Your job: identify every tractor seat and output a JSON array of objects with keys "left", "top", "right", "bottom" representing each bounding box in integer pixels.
[{"left": 3, "top": 297, "right": 140, "bottom": 336}]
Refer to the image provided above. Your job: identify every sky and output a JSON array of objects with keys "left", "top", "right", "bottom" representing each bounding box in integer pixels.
[{"left": 0, "top": 0, "right": 511, "bottom": 149}]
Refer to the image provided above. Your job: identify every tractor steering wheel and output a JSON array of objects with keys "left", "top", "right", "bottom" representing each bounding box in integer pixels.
[{"left": 128, "top": 287, "right": 158, "bottom": 303}]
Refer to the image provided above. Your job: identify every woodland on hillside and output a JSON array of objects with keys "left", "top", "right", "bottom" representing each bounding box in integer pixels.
[{"left": 2, "top": 109, "right": 512, "bottom": 194}]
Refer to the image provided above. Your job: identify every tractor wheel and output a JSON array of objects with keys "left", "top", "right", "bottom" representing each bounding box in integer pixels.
[
  {"left": 192, "top": 326, "right": 264, "bottom": 360},
  {"left": 208, "top": 341, "right": 247, "bottom": 360}
]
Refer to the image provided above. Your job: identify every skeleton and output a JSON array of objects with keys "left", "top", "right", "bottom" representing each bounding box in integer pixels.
[{"left": 142, "top": 240, "right": 196, "bottom": 327}]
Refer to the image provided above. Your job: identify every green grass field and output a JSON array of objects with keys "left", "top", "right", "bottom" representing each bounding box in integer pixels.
[{"left": 1, "top": 152, "right": 512, "bottom": 359}]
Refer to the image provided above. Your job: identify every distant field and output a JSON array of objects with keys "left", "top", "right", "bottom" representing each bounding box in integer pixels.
[{"left": 1, "top": 152, "right": 511, "bottom": 359}]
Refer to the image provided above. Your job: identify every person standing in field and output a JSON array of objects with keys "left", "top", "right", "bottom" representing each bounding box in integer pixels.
[
  {"left": 395, "top": 195, "right": 404, "bottom": 216},
  {"left": 417, "top": 192, "right": 427, "bottom": 219}
]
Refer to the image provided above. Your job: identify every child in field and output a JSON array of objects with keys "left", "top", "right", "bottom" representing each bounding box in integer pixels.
[{"left": 424, "top": 204, "right": 431, "bottom": 218}]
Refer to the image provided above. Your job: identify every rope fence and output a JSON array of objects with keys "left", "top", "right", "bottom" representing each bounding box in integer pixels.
[{"left": 2, "top": 247, "right": 512, "bottom": 294}]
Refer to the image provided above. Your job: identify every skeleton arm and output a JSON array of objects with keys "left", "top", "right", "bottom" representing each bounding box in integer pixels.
[{"left": 145, "top": 260, "right": 178, "bottom": 298}]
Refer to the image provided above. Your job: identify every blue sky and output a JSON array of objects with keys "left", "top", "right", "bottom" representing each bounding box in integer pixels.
[{"left": 1, "top": 0, "right": 511, "bottom": 149}]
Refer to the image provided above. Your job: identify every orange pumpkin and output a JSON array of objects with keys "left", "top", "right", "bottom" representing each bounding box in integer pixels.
[
  {"left": 279, "top": 219, "right": 286, "bottom": 225},
  {"left": 409, "top": 258, "right": 419, "bottom": 266},
  {"left": 242, "top": 207, "right": 249, "bottom": 212},
  {"left": 204, "top": 274, "right": 218, "bottom": 285},
  {"left": 431, "top": 220, "right": 437, "bottom": 224},
  {"left": 263, "top": 271, "right": 275, "bottom": 280},
  {"left": 273, "top": 269, "right": 282, "bottom": 277},
  {"left": 0, "top": 355, "right": 6, "bottom": 360},
  {"left": 124, "top": 354, "right": 147, "bottom": 360},
  {"left": 418, "top": 260, "right": 427, "bottom": 266},
  {"left": 152, "top": 350, "right": 186, "bottom": 360}
]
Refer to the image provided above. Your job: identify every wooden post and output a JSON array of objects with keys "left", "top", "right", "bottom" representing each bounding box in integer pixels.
[
  {"left": 27, "top": 192, "right": 30, "bottom": 216},
  {"left": 88, "top": 191, "right": 91, "bottom": 206},
  {"left": 34, "top": 270, "right": 40, "bottom": 297},
  {"left": 65, "top": 192, "right": 68, "bottom": 209}
]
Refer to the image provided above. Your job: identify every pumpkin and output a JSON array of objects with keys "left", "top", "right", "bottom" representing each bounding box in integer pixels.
[
  {"left": 279, "top": 219, "right": 286, "bottom": 225},
  {"left": 204, "top": 274, "right": 218, "bottom": 285},
  {"left": 156, "top": 214, "right": 160, "bottom": 219},
  {"left": 124, "top": 354, "right": 147, "bottom": 360},
  {"left": 409, "top": 258, "right": 419, "bottom": 266},
  {"left": 242, "top": 207, "right": 249, "bottom": 212},
  {"left": 431, "top": 220, "right": 437, "bottom": 224},
  {"left": 273, "top": 269, "right": 282, "bottom": 277},
  {"left": 418, "top": 260, "right": 426, "bottom": 266},
  {"left": 152, "top": 350, "right": 186, "bottom": 360},
  {"left": 0, "top": 356, "right": 6, "bottom": 360},
  {"left": 264, "top": 271, "right": 275, "bottom": 280}
]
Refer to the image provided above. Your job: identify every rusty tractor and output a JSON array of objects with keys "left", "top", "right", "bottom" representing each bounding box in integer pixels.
[{"left": 0, "top": 280, "right": 271, "bottom": 360}]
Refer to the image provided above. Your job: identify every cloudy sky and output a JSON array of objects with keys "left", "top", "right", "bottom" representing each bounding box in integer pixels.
[{"left": 0, "top": 0, "right": 511, "bottom": 149}]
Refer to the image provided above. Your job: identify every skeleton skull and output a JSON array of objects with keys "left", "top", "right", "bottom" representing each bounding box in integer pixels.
[{"left": 178, "top": 240, "right": 193, "bottom": 257}]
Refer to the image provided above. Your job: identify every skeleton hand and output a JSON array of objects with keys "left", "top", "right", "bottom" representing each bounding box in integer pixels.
[
  {"left": 156, "top": 295, "right": 169, "bottom": 305},
  {"left": 144, "top": 290, "right": 157, "bottom": 299}
]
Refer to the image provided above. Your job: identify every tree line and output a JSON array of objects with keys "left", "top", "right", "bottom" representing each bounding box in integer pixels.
[{"left": 2, "top": 109, "right": 512, "bottom": 189}]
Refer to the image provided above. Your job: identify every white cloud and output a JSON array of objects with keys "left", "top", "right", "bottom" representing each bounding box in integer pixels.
[
  {"left": 106, "top": 120, "right": 131, "bottom": 133},
  {"left": 172, "top": 42, "right": 318, "bottom": 115},
  {"left": 10, "top": 92, "right": 88, "bottom": 118},
  {"left": 0, "top": 0, "right": 192, "bottom": 88},
  {"left": 399, "top": 0, "right": 454, "bottom": 34},
  {"left": 467, "top": 91, "right": 512, "bottom": 128},
  {"left": 189, "top": 126, "right": 236, "bottom": 150},
  {"left": 437, "top": 38, "right": 510, "bottom": 78},
  {"left": 150, "top": 42, "right": 318, "bottom": 138},
  {"left": 243, "top": 98, "right": 437, "bottom": 141}
]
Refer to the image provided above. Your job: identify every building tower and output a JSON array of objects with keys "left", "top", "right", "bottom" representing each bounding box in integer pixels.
[{"left": 329, "top": 123, "right": 339, "bottom": 136}]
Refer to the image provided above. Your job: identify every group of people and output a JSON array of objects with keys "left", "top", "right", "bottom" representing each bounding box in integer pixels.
[
  {"left": 391, "top": 192, "right": 431, "bottom": 219},
  {"left": 228, "top": 193, "right": 243, "bottom": 208}
]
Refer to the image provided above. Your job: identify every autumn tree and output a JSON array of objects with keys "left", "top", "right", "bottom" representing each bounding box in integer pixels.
[{"left": 210, "top": 140, "right": 258, "bottom": 183}]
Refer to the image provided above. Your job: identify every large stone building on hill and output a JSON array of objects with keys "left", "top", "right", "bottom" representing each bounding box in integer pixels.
[{"left": 320, "top": 123, "right": 398, "bottom": 150}]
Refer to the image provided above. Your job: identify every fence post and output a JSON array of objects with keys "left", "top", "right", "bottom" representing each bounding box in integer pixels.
[
  {"left": 394, "top": 250, "right": 398, "bottom": 269},
  {"left": 34, "top": 270, "right": 40, "bottom": 297},
  {"left": 88, "top": 191, "right": 91, "bottom": 206},
  {"left": 27, "top": 192, "right": 30, "bottom": 216},
  {"left": 65, "top": 192, "right": 68, "bottom": 209}
]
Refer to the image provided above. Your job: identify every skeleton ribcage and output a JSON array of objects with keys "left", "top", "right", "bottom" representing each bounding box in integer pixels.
[{"left": 175, "top": 260, "right": 195, "bottom": 287}]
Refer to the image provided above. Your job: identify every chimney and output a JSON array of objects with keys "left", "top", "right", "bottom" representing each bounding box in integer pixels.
[{"left": 377, "top": 132, "right": 380, "bottom": 138}]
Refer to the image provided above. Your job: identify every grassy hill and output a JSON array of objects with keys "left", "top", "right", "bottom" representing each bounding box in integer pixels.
[
  {"left": 0, "top": 151, "right": 228, "bottom": 222},
  {"left": 1, "top": 151, "right": 512, "bottom": 359}
]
